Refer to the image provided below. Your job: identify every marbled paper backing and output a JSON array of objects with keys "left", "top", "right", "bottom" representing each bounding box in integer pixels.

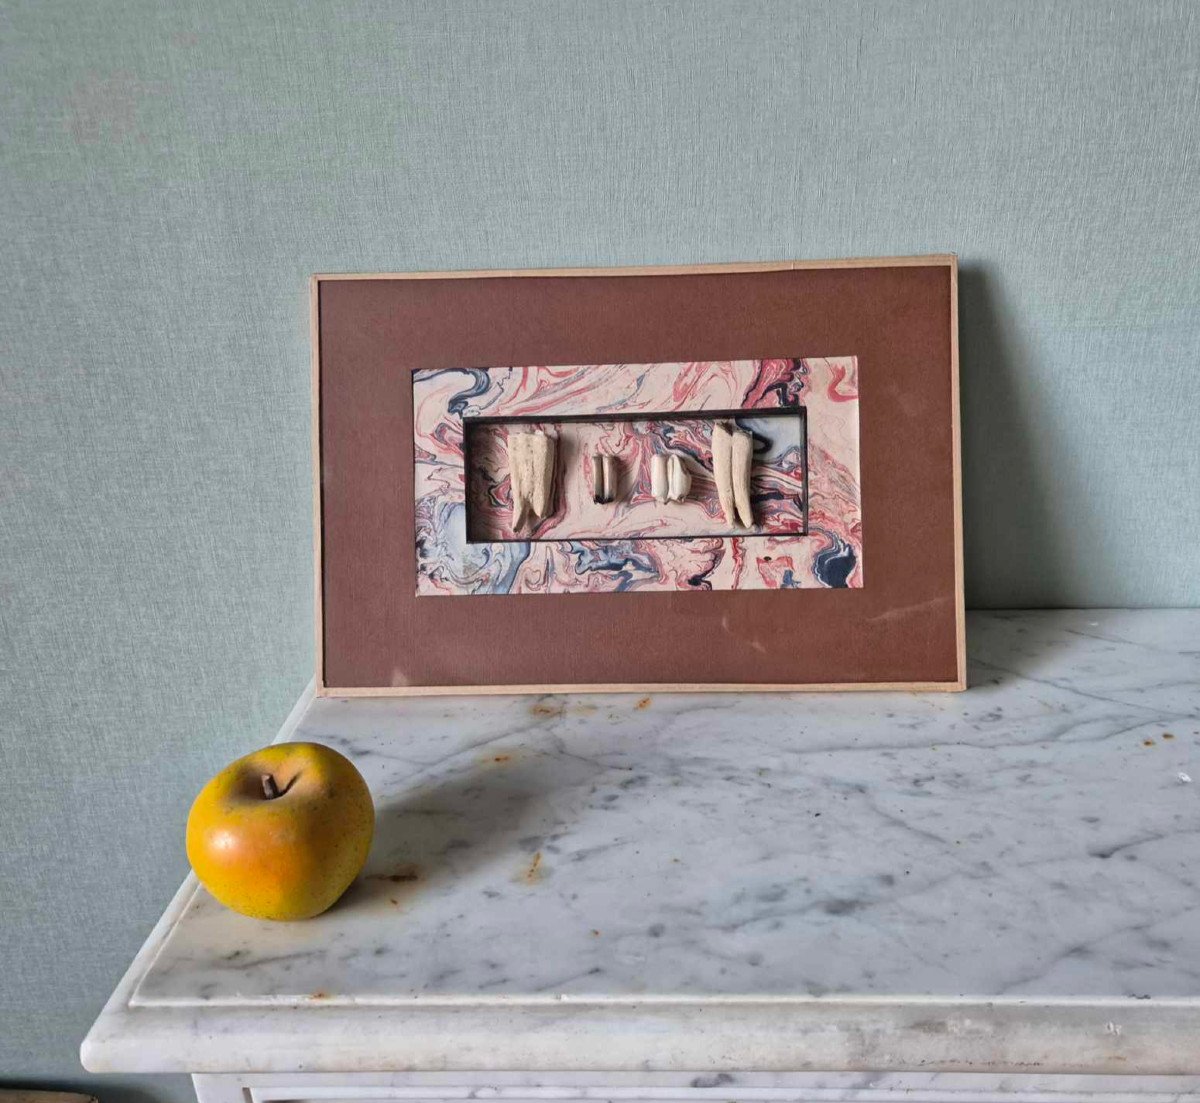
[{"left": 413, "top": 358, "right": 861, "bottom": 595}]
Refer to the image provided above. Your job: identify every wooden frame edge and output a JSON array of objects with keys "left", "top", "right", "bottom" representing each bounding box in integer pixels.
[
  {"left": 310, "top": 275, "right": 326, "bottom": 695},
  {"left": 310, "top": 256, "right": 964, "bottom": 695},
  {"left": 948, "top": 256, "right": 967, "bottom": 691},
  {"left": 317, "top": 680, "right": 965, "bottom": 698},
  {"left": 311, "top": 255, "right": 957, "bottom": 283}
]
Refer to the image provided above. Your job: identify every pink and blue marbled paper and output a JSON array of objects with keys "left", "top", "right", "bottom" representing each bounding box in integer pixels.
[{"left": 413, "top": 359, "right": 861, "bottom": 595}]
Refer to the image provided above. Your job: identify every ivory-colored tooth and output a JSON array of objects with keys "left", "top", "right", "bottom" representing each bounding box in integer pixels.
[
  {"left": 651, "top": 453, "right": 670, "bottom": 503},
  {"left": 527, "top": 431, "right": 555, "bottom": 519},
  {"left": 667, "top": 454, "right": 691, "bottom": 502},
  {"left": 601, "top": 455, "right": 617, "bottom": 503},
  {"left": 591, "top": 453, "right": 607, "bottom": 504},
  {"left": 591, "top": 453, "right": 618, "bottom": 504},
  {"left": 506, "top": 431, "right": 531, "bottom": 529},
  {"left": 711, "top": 422, "right": 735, "bottom": 524},
  {"left": 731, "top": 429, "right": 754, "bottom": 527}
]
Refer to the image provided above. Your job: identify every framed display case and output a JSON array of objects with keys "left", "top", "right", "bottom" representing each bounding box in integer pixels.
[{"left": 311, "top": 257, "right": 962, "bottom": 694}]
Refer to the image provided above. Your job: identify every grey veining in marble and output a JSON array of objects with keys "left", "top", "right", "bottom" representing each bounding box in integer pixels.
[
  {"left": 134, "top": 610, "right": 1200, "bottom": 1007},
  {"left": 81, "top": 610, "right": 1200, "bottom": 1074}
]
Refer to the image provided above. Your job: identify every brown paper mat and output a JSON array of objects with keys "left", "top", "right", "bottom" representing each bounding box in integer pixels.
[{"left": 317, "top": 262, "right": 961, "bottom": 691}]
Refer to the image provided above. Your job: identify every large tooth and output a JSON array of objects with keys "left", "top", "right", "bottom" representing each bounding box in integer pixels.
[
  {"left": 711, "top": 422, "right": 735, "bottom": 524},
  {"left": 506, "top": 431, "right": 531, "bottom": 529},
  {"left": 667, "top": 454, "right": 691, "bottom": 502},
  {"left": 731, "top": 429, "right": 754, "bottom": 527},
  {"left": 651, "top": 453, "right": 670, "bottom": 503},
  {"left": 527, "top": 431, "right": 555, "bottom": 518}
]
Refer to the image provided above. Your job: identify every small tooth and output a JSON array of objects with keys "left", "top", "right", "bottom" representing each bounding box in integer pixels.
[
  {"left": 667, "top": 454, "right": 691, "bottom": 502},
  {"left": 731, "top": 429, "right": 754, "bottom": 527},
  {"left": 527, "top": 431, "right": 555, "bottom": 518},
  {"left": 601, "top": 455, "right": 618, "bottom": 503},
  {"left": 506, "top": 432, "right": 531, "bottom": 529},
  {"left": 591, "top": 453, "right": 606, "bottom": 504},
  {"left": 711, "top": 422, "right": 735, "bottom": 525},
  {"left": 651, "top": 454, "right": 670, "bottom": 503}
]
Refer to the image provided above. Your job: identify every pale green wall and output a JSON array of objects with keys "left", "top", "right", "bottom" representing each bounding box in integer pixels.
[{"left": 2, "top": 2, "right": 1198, "bottom": 1101}]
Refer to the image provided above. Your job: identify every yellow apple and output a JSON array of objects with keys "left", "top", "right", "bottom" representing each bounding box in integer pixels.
[{"left": 186, "top": 742, "right": 374, "bottom": 921}]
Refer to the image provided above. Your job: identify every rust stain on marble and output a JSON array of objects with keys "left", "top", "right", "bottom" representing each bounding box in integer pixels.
[
  {"left": 521, "top": 851, "right": 544, "bottom": 884},
  {"left": 369, "top": 863, "right": 421, "bottom": 884}
]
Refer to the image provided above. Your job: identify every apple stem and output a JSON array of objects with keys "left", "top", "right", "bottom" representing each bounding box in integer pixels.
[{"left": 262, "top": 773, "right": 281, "bottom": 800}]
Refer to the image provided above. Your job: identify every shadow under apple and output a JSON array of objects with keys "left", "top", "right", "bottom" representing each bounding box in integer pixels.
[{"left": 334, "top": 747, "right": 574, "bottom": 912}]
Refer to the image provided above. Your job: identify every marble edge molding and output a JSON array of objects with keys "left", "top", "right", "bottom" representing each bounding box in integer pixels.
[
  {"left": 188, "top": 1078, "right": 1200, "bottom": 1103},
  {"left": 82, "top": 857, "right": 1200, "bottom": 1075},
  {"left": 81, "top": 995, "right": 1200, "bottom": 1075}
]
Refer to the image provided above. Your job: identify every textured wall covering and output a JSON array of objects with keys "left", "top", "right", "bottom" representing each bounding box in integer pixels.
[{"left": 1, "top": 1, "right": 1198, "bottom": 1101}]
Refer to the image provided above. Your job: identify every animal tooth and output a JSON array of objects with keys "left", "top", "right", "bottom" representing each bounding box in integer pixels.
[
  {"left": 591, "top": 453, "right": 607, "bottom": 504},
  {"left": 667, "top": 454, "right": 691, "bottom": 502},
  {"left": 506, "top": 431, "right": 531, "bottom": 529},
  {"left": 601, "top": 455, "right": 617, "bottom": 503},
  {"left": 711, "top": 422, "right": 735, "bottom": 524},
  {"left": 527, "top": 431, "right": 555, "bottom": 519},
  {"left": 730, "top": 428, "right": 754, "bottom": 527},
  {"left": 591, "top": 453, "right": 618, "bottom": 504},
  {"left": 651, "top": 453, "right": 670, "bottom": 503}
]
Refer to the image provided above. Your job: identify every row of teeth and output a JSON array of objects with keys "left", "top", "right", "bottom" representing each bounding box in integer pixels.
[
  {"left": 505, "top": 422, "right": 756, "bottom": 531},
  {"left": 640, "top": 423, "right": 755, "bottom": 527}
]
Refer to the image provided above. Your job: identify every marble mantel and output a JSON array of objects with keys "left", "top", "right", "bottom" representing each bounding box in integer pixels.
[{"left": 82, "top": 610, "right": 1200, "bottom": 1079}]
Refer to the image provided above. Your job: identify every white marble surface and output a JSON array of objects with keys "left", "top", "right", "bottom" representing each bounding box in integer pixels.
[{"left": 83, "top": 610, "right": 1200, "bottom": 1074}]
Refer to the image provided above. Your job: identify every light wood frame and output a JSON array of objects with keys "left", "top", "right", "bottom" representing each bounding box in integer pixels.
[{"left": 310, "top": 257, "right": 964, "bottom": 697}]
